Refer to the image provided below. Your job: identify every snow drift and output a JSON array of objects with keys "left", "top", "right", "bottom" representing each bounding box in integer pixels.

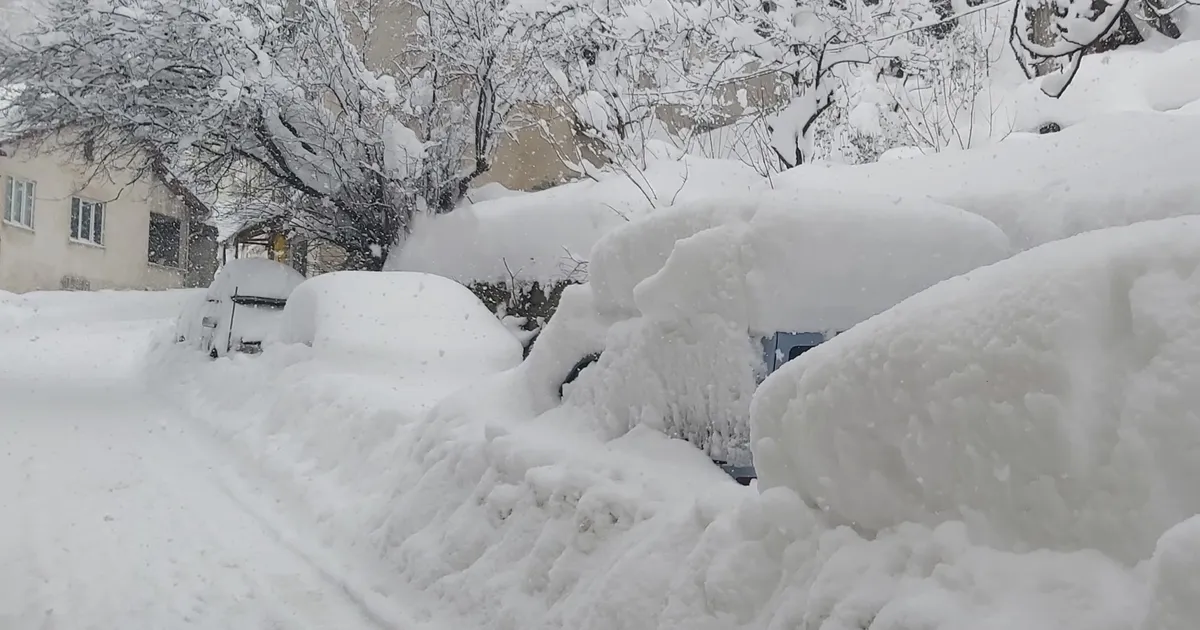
[{"left": 752, "top": 216, "right": 1200, "bottom": 563}]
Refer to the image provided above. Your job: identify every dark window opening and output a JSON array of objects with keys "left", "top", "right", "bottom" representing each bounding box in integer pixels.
[
  {"left": 148, "top": 212, "right": 181, "bottom": 267},
  {"left": 788, "top": 344, "right": 814, "bottom": 361}
]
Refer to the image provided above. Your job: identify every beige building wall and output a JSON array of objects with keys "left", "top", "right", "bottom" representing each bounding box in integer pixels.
[
  {"left": 344, "top": 0, "right": 786, "bottom": 192},
  {"left": 0, "top": 146, "right": 189, "bottom": 292}
]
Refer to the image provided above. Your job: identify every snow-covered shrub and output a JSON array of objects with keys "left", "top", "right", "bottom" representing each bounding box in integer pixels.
[{"left": 752, "top": 216, "right": 1200, "bottom": 563}]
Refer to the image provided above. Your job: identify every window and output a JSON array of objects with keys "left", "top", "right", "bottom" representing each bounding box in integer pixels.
[
  {"left": 70, "top": 197, "right": 105, "bottom": 246},
  {"left": 788, "top": 344, "right": 814, "bottom": 361},
  {"left": 148, "top": 212, "right": 181, "bottom": 267},
  {"left": 3, "top": 176, "right": 36, "bottom": 229}
]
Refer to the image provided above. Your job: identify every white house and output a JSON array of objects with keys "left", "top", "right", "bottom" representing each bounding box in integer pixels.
[{"left": 0, "top": 143, "right": 218, "bottom": 293}]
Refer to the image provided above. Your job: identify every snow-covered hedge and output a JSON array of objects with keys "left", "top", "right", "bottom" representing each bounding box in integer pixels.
[{"left": 752, "top": 216, "right": 1200, "bottom": 563}]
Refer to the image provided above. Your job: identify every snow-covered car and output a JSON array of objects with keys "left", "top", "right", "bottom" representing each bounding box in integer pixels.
[
  {"left": 179, "top": 258, "right": 306, "bottom": 358},
  {"left": 530, "top": 190, "right": 1013, "bottom": 483}
]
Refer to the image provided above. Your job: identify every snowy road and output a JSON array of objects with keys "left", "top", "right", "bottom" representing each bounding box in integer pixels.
[{"left": 0, "top": 311, "right": 390, "bottom": 629}]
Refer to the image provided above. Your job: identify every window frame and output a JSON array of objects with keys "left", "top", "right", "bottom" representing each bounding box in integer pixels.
[
  {"left": 3, "top": 176, "right": 36, "bottom": 230},
  {"left": 69, "top": 196, "right": 106, "bottom": 247}
]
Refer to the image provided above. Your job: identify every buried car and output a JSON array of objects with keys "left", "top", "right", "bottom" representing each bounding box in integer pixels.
[
  {"left": 176, "top": 258, "right": 306, "bottom": 358},
  {"left": 535, "top": 189, "right": 1012, "bottom": 482}
]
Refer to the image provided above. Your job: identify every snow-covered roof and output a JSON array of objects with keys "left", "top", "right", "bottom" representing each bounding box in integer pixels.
[
  {"left": 206, "top": 258, "right": 306, "bottom": 301},
  {"left": 589, "top": 189, "right": 1011, "bottom": 334},
  {"left": 388, "top": 155, "right": 767, "bottom": 284}
]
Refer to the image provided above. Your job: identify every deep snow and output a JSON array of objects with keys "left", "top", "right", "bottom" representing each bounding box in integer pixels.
[
  {"left": 153, "top": 246, "right": 1193, "bottom": 629},
  {"left": 753, "top": 216, "right": 1200, "bottom": 564},
  {"left": 0, "top": 290, "right": 438, "bottom": 629}
]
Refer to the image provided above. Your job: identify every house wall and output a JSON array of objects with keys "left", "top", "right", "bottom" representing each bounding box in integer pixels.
[{"left": 0, "top": 147, "right": 189, "bottom": 293}]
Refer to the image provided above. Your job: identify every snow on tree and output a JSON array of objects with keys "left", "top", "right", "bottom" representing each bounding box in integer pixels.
[
  {"left": 0, "top": 0, "right": 547, "bottom": 269},
  {"left": 1010, "top": 0, "right": 1192, "bottom": 98}
]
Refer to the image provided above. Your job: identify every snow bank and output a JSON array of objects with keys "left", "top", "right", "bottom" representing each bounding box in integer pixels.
[
  {"left": 0, "top": 290, "right": 32, "bottom": 332},
  {"left": 388, "top": 156, "right": 765, "bottom": 285},
  {"left": 752, "top": 216, "right": 1200, "bottom": 563},
  {"left": 150, "top": 307, "right": 1151, "bottom": 630},
  {"left": 276, "top": 270, "right": 522, "bottom": 377},
  {"left": 779, "top": 113, "right": 1200, "bottom": 250}
]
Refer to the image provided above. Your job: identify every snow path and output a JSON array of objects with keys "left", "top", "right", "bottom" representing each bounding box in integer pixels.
[{"left": 0, "top": 316, "right": 397, "bottom": 629}]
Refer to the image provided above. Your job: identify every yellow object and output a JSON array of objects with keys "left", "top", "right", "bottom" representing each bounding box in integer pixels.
[{"left": 271, "top": 233, "right": 287, "bottom": 262}]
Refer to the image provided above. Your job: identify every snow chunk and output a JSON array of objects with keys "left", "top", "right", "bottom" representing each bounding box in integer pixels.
[
  {"left": 779, "top": 113, "right": 1200, "bottom": 250},
  {"left": 276, "top": 271, "right": 522, "bottom": 376},
  {"left": 751, "top": 216, "right": 1200, "bottom": 563},
  {"left": 1142, "top": 516, "right": 1200, "bottom": 630}
]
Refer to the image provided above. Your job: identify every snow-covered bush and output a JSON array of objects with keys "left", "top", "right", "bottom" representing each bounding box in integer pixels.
[{"left": 752, "top": 216, "right": 1200, "bottom": 563}]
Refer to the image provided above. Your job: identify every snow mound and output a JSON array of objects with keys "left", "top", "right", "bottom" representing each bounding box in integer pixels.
[
  {"left": 1010, "top": 40, "right": 1200, "bottom": 131},
  {"left": 752, "top": 216, "right": 1200, "bottom": 563},
  {"left": 388, "top": 156, "right": 765, "bottom": 285},
  {"left": 207, "top": 258, "right": 306, "bottom": 301},
  {"left": 779, "top": 113, "right": 1200, "bottom": 250},
  {"left": 1142, "top": 516, "right": 1200, "bottom": 630},
  {"left": 276, "top": 271, "right": 522, "bottom": 376}
]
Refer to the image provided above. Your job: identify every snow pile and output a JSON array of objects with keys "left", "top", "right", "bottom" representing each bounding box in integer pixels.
[
  {"left": 0, "top": 290, "right": 33, "bottom": 332},
  {"left": 149, "top": 205, "right": 1194, "bottom": 630},
  {"left": 388, "top": 156, "right": 765, "bottom": 285},
  {"left": 1010, "top": 40, "right": 1200, "bottom": 131},
  {"left": 752, "top": 216, "right": 1200, "bottom": 564},
  {"left": 275, "top": 271, "right": 522, "bottom": 378},
  {"left": 779, "top": 113, "right": 1200, "bottom": 250}
]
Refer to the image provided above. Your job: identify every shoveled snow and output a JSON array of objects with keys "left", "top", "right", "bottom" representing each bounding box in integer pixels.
[{"left": 752, "top": 216, "right": 1200, "bottom": 564}]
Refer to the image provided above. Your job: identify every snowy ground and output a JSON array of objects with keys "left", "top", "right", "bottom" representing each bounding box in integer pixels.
[{"left": 0, "top": 291, "right": 439, "bottom": 629}]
